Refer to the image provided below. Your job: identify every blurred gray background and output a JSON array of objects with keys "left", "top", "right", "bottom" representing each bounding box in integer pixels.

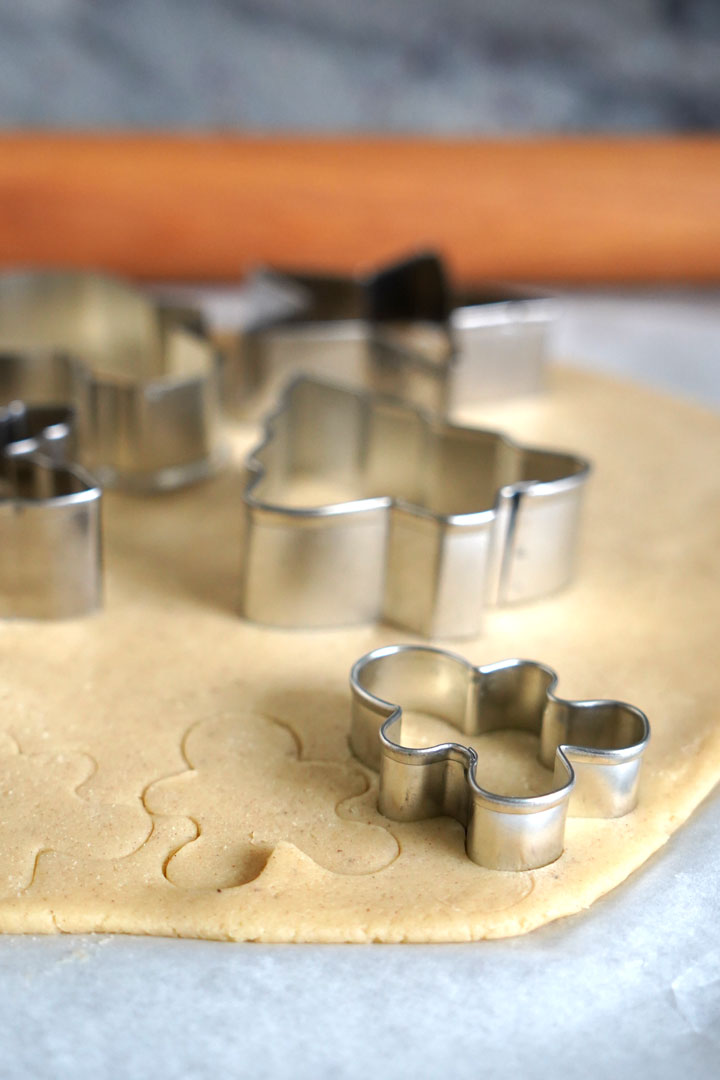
[{"left": 0, "top": 0, "right": 719, "bottom": 131}]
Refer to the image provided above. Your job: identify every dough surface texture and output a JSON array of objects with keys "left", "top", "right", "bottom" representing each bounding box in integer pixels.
[{"left": 0, "top": 369, "right": 717, "bottom": 942}]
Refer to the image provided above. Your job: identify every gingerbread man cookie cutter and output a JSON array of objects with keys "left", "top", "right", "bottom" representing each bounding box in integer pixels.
[
  {"left": 0, "top": 401, "right": 102, "bottom": 618},
  {"left": 221, "top": 251, "right": 555, "bottom": 419},
  {"left": 240, "top": 377, "right": 590, "bottom": 637},
  {"left": 0, "top": 270, "right": 224, "bottom": 492},
  {"left": 350, "top": 645, "right": 650, "bottom": 871}
]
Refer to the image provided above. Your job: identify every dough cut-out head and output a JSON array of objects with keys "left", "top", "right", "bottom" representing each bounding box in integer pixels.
[{"left": 144, "top": 712, "right": 398, "bottom": 889}]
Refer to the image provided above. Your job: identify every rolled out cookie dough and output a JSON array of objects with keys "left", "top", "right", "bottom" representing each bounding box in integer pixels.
[{"left": 0, "top": 368, "right": 718, "bottom": 942}]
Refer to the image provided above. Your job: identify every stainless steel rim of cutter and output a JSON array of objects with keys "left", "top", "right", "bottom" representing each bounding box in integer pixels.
[
  {"left": 221, "top": 250, "right": 557, "bottom": 419},
  {"left": 0, "top": 270, "right": 224, "bottom": 492},
  {"left": 349, "top": 644, "right": 650, "bottom": 872},
  {"left": 240, "top": 376, "right": 591, "bottom": 638},
  {"left": 0, "top": 401, "right": 102, "bottom": 619}
]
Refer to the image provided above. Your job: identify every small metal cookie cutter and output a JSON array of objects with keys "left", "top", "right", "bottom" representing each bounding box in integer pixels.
[
  {"left": 0, "top": 271, "right": 223, "bottom": 491},
  {"left": 240, "top": 377, "right": 590, "bottom": 637},
  {"left": 350, "top": 645, "right": 650, "bottom": 871},
  {"left": 222, "top": 251, "right": 555, "bottom": 419},
  {"left": 0, "top": 402, "right": 102, "bottom": 618}
]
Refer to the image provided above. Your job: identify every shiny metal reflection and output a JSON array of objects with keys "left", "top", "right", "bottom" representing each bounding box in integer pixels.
[
  {"left": 240, "top": 377, "right": 590, "bottom": 637},
  {"left": 350, "top": 644, "right": 650, "bottom": 871},
  {"left": 0, "top": 271, "right": 223, "bottom": 491},
  {"left": 220, "top": 251, "right": 555, "bottom": 419},
  {"left": 0, "top": 402, "right": 102, "bottom": 618}
]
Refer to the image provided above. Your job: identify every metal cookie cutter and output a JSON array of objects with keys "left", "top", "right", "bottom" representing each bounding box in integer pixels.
[
  {"left": 0, "top": 271, "right": 223, "bottom": 491},
  {"left": 222, "top": 250, "right": 555, "bottom": 419},
  {"left": 0, "top": 402, "right": 102, "bottom": 618},
  {"left": 240, "top": 377, "right": 590, "bottom": 637},
  {"left": 350, "top": 645, "right": 650, "bottom": 871}
]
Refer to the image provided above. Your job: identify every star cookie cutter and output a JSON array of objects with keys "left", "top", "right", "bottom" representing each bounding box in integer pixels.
[
  {"left": 0, "top": 271, "right": 224, "bottom": 491},
  {"left": 240, "top": 377, "right": 590, "bottom": 637},
  {"left": 0, "top": 401, "right": 102, "bottom": 618},
  {"left": 221, "top": 250, "right": 555, "bottom": 419},
  {"left": 350, "top": 645, "right": 650, "bottom": 871}
]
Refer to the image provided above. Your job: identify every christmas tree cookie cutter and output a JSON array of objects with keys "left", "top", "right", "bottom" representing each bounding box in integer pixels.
[{"left": 240, "top": 377, "right": 590, "bottom": 638}]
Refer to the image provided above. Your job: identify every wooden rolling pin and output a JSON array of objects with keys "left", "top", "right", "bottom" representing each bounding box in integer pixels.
[{"left": 0, "top": 135, "right": 718, "bottom": 283}]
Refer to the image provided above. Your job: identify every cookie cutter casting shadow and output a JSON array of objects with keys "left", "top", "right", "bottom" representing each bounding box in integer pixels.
[
  {"left": 350, "top": 644, "right": 650, "bottom": 871},
  {"left": 222, "top": 251, "right": 556, "bottom": 419},
  {"left": 240, "top": 377, "right": 590, "bottom": 638},
  {"left": 0, "top": 271, "right": 224, "bottom": 492},
  {"left": 0, "top": 402, "right": 102, "bottom": 618}
]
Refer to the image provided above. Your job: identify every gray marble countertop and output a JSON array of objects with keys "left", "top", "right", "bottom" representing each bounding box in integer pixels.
[{"left": 0, "top": 1, "right": 718, "bottom": 131}]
